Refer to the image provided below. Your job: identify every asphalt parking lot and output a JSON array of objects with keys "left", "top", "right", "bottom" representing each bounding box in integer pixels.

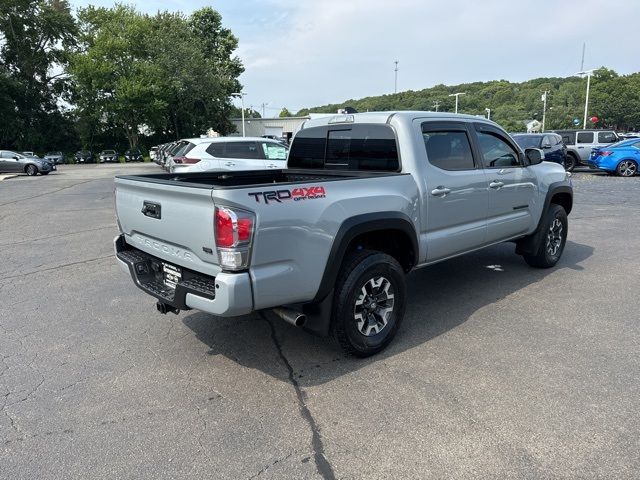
[{"left": 1, "top": 164, "right": 639, "bottom": 479}]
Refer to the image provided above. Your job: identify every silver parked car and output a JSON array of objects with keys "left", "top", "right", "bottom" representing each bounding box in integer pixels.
[
  {"left": 0, "top": 150, "right": 55, "bottom": 175},
  {"left": 44, "top": 151, "right": 65, "bottom": 164}
]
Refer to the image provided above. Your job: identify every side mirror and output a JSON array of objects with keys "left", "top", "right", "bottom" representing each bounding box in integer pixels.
[
  {"left": 542, "top": 144, "right": 552, "bottom": 149},
  {"left": 13, "top": 156, "right": 20, "bottom": 160},
  {"left": 525, "top": 148, "right": 544, "bottom": 165}
]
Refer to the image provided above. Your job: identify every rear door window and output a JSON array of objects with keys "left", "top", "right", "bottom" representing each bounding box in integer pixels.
[
  {"left": 577, "top": 132, "right": 594, "bottom": 144},
  {"left": 223, "top": 141, "right": 261, "bottom": 159},
  {"left": 422, "top": 130, "right": 475, "bottom": 171},
  {"left": 598, "top": 131, "right": 617, "bottom": 143}
]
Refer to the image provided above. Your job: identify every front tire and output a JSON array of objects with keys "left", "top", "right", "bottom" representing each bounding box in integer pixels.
[
  {"left": 26, "top": 165, "right": 38, "bottom": 176},
  {"left": 333, "top": 250, "right": 406, "bottom": 357},
  {"left": 616, "top": 160, "right": 637, "bottom": 177},
  {"left": 523, "top": 204, "right": 568, "bottom": 268}
]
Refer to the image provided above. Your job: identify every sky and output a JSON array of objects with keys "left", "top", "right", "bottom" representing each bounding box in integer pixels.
[{"left": 71, "top": 0, "right": 640, "bottom": 116}]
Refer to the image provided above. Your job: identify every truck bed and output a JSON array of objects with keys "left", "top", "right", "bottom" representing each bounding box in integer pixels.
[{"left": 116, "top": 168, "right": 405, "bottom": 189}]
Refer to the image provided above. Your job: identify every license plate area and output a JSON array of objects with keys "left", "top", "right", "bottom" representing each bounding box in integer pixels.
[{"left": 162, "top": 262, "right": 182, "bottom": 289}]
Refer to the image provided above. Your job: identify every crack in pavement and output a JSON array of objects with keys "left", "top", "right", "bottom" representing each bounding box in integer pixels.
[
  {"left": 261, "top": 313, "right": 336, "bottom": 480},
  {"left": 0, "top": 179, "right": 96, "bottom": 207},
  {"left": 0, "top": 254, "right": 114, "bottom": 281},
  {"left": 248, "top": 451, "right": 297, "bottom": 479},
  {"left": 0, "top": 225, "right": 115, "bottom": 247}
]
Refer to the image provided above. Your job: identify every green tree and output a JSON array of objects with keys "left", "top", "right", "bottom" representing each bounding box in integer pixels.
[
  {"left": 69, "top": 5, "right": 243, "bottom": 148},
  {"left": 0, "top": 0, "right": 77, "bottom": 150},
  {"left": 297, "top": 68, "right": 640, "bottom": 132},
  {"left": 279, "top": 107, "right": 292, "bottom": 117}
]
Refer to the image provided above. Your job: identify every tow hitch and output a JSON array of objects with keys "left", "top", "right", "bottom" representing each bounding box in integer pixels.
[{"left": 156, "top": 301, "right": 180, "bottom": 315}]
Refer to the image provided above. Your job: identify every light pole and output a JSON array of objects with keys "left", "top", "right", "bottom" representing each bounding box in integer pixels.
[
  {"left": 394, "top": 60, "right": 399, "bottom": 93},
  {"left": 485, "top": 108, "right": 491, "bottom": 120},
  {"left": 232, "top": 92, "right": 246, "bottom": 137},
  {"left": 449, "top": 92, "right": 466, "bottom": 114},
  {"left": 576, "top": 69, "right": 595, "bottom": 129},
  {"left": 541, "top": 91, "right": 548, "bottom": 132},
  {"left": 432, "top": 100, "right": 440, "bottom": 112}
]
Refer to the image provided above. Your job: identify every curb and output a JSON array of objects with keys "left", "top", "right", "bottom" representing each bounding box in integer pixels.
[{"left": 0, "top": 174, "right": 18, "bottom": 181}]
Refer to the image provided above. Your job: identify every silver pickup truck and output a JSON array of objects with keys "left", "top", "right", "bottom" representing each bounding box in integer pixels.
[{"left": 114, "top": 112, "right": 573, "bottom": 356}]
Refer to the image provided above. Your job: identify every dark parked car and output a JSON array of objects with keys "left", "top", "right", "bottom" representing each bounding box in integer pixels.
[
  {"left": 44, "top": 151, "right": 65, "bottom": 164},
  {"left": 99, "top": 149, "right": 119, "bottom": 163},
  {"left": 0, "top": 150, "right": 55, "bottom": 175},
  {"left": 74, "top": 150, "right": 95, "bottom": 163},
  {"left": 512, "top": 133, "right": 567, "bottom": 168},
  {"left": 124, "top": 148, "right": 143, "bottom": 162}
]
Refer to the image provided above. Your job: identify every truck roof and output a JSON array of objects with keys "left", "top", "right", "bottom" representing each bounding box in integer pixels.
[{"left": 301, "top": 111, "right": 496, "bottom": 129}]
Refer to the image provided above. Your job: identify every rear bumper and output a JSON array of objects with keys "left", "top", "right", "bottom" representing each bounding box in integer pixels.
[{"left": 114, "top": 235, "right": 253, "bottom": 316}]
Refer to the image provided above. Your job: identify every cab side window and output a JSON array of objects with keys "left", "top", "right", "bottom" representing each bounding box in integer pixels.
[
  {"left": 477, "top": 132, "right": 521, "bottom": 168},
  {"left": 421, "top": 125, "right": 475, "bottom": 171},
  {"left": 577, "top": 132, "right": 594, "bottom": 144}
]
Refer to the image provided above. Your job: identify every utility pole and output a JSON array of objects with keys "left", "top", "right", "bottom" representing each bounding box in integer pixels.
[
  {"left": 394, "top": 60, "right": 399, "bottom": 94},
  {"left": 576, "top": 69, "right": 595, "bottom": 129},
  {"left": 580, "top": 42, "right": 586, "bottom": 71},
  {"left": 448, "top": 92, "right": 466, "bottom": 114},
  {"left": 260, "top": 102, "right": 268, "bottom": 118},
  {"left": 541, "top": 91, "right": 549, "bottom": 132},
  {"left": 432, "top": 100, "right": 440, "bottom": 112},
  {"left": 231, "top": 92, "right": 246, "bottom": 137}
]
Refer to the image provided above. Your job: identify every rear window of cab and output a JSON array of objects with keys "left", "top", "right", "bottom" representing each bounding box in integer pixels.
[{"left": 288, "top": 124, "right": 399, "bottom": 171}]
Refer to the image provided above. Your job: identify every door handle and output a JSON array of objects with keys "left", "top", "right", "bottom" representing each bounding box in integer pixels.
[
  {"left": 266, "top": 163, "right": 277, "bottom": 168},
  {"left": 224, "top": 162, "right": 235, "bottom": 167},
  {"left": 430, "top": 186, "right": 451, "bottom": 197},
  {"left": 497, "top": 168, "right": 513, "bottom": 175},
  {"left": 489, "top": 181, "right": 504, "bottom": 189}
]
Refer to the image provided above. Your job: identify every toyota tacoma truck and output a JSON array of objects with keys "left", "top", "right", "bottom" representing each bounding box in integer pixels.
[{"left": 114, "top": 112, "right": 573, "bottom": 356}]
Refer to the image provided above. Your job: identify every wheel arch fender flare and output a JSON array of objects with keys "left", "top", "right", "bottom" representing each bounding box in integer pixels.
[
  {"left": 517, "top": 181, "right": 572, "bottom": 255},
  {"left": 311, "top": 211, "right": 418, "bottom": 304}
]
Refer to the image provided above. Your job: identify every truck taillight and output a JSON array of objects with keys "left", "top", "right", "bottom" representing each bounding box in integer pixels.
[{"left": 214, "top": 206, "right": 255, "bottom": 270}]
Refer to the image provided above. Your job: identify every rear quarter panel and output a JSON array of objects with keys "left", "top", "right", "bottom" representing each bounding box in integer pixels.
[{"left": 213, "top": 175, "right": 420, "bottom": 309}]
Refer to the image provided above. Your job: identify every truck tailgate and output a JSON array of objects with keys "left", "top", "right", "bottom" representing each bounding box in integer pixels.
[{"left": 115, "top": 177, "right": 220, "bottom": 276}]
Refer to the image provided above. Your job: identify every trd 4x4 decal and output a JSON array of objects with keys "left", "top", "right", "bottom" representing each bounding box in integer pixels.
[{"left": 248, "top": 186, "right": 326, "bottom": 204}]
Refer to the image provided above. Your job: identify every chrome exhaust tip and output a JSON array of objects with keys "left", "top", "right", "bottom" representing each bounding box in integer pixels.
[{"left": 272, "top": 307, "right": 306, "bottom": 327}]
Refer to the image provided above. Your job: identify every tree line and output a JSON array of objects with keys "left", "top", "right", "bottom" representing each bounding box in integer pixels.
[
  {"left": 0, "top": 0, "right": 244, "bottom": 153},
  {"left": 297, "top": 68, "right": 640, "bottom": 133}
]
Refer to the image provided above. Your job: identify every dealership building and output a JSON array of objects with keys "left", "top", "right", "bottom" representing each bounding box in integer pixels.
[{"left": 230, "top": 114, "right": 334, "bottom": 142}]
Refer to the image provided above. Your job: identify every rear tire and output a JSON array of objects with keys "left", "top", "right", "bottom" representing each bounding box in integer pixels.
[
  {"left": 616, "top": 160, "right": 637, "bottom": 177},
  {"left": 523, "top": 204, "right": 568, "bottom": 268},
  {"left": 564, "top": 154, "right": 577, "bottom": 172},
  {"left": 333, "top": 250, "right": 406, "bottom": 357}
]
